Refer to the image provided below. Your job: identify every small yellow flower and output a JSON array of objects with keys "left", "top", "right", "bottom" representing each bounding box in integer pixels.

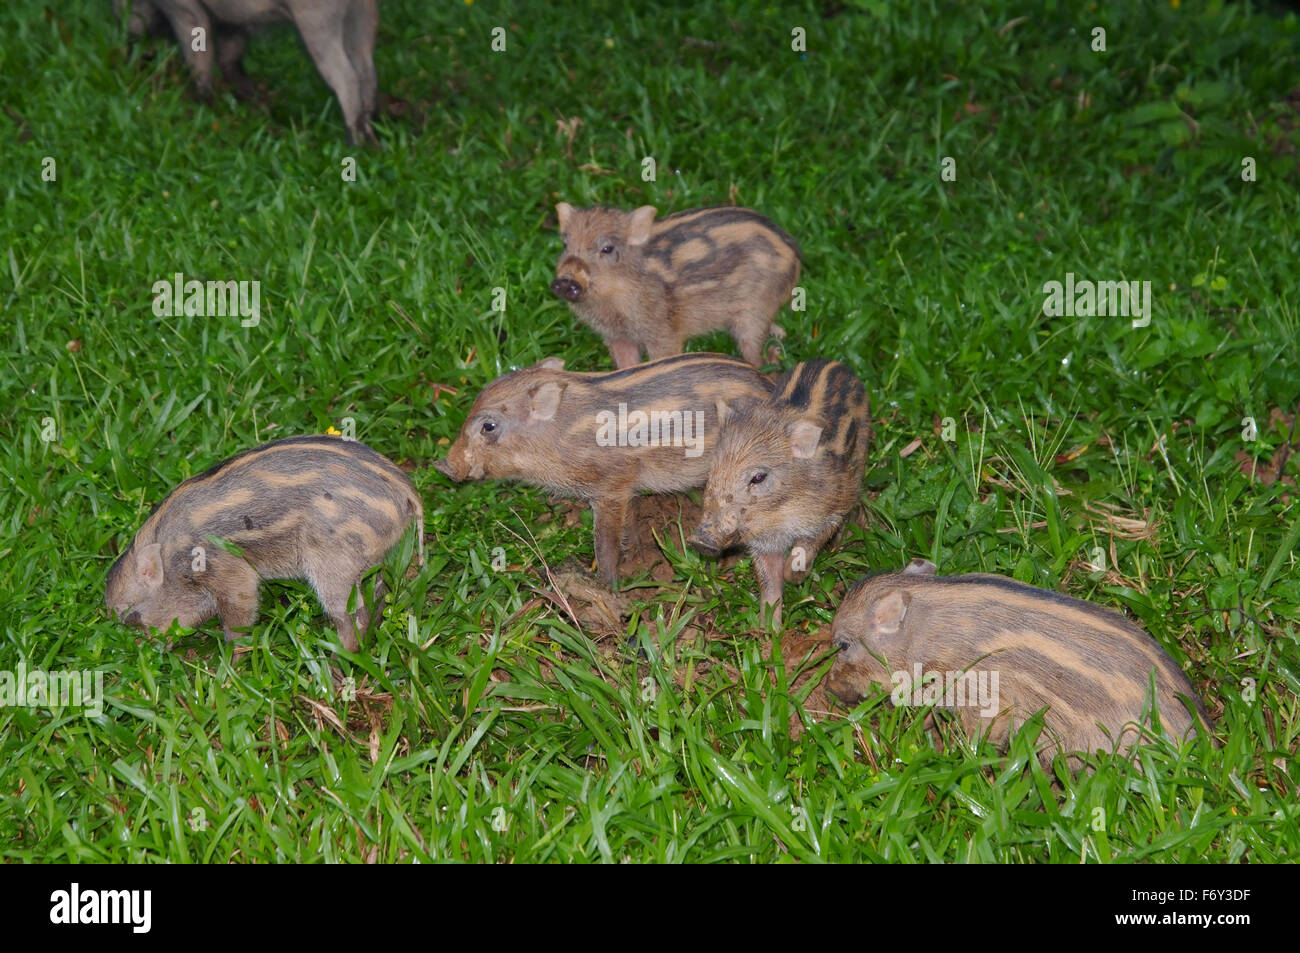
[
  {"left": 605, "top": 37, "right": 615, "bottom": 49},
  {"left": 1171, "top": 0, "right": 1180, "bottom": 8},
  {"left": 325, "top": 426, "right": 342, "bottom": 436}
]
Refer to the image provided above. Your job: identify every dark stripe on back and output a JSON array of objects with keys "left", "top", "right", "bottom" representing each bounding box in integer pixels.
[
  {"left": 186, "top": 435, "right": 394, "bottom": 485},
  {"left": 598, "top": 352, "right": 756, "bottom": 384},
  {"left": 774, "top": 359, "right": 834, "bottom": 411},
  {"left": 112, "top": 435, "right": 402, "bottom": 571},
  {"left": 917, "top": 573, "right": 1147, "bottom": 632},
  {"left": 652, "top": 207, "right": 802, "bottom": 259},
  {"left": 843, "top": 419, "right": 859, "bottom": 451}
]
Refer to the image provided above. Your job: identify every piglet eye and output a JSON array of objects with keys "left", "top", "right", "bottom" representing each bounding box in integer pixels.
[
  {"left": 600, "top": 244, "right": 614, "bottom": 255},
  {"left": 749, "top": 471, "right": 767, "bottom": 486},
  {"left": 481, "top": 420, "right": 497, "bottom": 435}
]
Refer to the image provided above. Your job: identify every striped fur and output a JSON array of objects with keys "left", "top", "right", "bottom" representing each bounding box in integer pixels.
[
  {"left": 106, "top": 435, "right": 423, "bottom": 651},
  {"left": 690, "top": 360, "right": 870, "bottom": 627},
  {"left": 767, "top": 359, "right": 867, "bottom": 464},
  {"left": 434, "top": 353, "right": 773, "bottom": 583},
  {"left": 825, "top": 565, "right": 1212, "bottom": 767},
  {"left": 552, "top": 203, "right": 802, "bottom": 369}
]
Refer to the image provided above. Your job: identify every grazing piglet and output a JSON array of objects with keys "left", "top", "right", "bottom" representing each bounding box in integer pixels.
[
  {"left": 106, "top": 435, "right": 423, "bottom": 651},
  {"left": 689, "top": 359, "right": 869, "bottom": 626},
  {"left": 117, "top": 0, "right": 380, "bottom": 145},
  {"left": 434, "top": 353, "right": 773, "bottom": 583},
  {"left": 825, "top": 559, "right": 1211, "bottom": 766},
  {"left": 550, "top": 204, "right": 802, "bottom": 369}
]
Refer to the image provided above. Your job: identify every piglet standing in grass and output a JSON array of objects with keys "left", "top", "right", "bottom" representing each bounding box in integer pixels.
[
  {"left": 690, "top": 359, "right": 869, "bottom": 627},
  {"left": 551, "top": 203, "right": 802, "bottom": 369},
  {"left": 824, "top": 559, "right": 1212, "bottom": 768},
  {"left": 115, "top": 0, "right": 380, "bottom": 145},
  {"left": 434, "top": 353, "right": 774, "bottom": 584},
  {"left": 106, "top": 435, "right": 423, "bottom": 652}
]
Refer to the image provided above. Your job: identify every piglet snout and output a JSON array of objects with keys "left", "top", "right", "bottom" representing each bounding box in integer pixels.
[{"left": 550, "top": 276, "right": 584, "bottom": 301}]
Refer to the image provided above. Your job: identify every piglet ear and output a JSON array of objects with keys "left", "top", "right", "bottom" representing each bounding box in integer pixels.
[
  {"left": 626, "top": 206, "right": 657, "bottom": 247},
  {"left": 870, "top": 589, "right": 911, "bottom": 637},
  {"left": 903, "top": 558, "right": 937, "bottom": 576},
  {"left": 715, "top": 396, "right": 755, "bottom": 427},
  {"left": 536, "top": 356, "right": 566, "bottom": 371},
  {"left": 529, "top": 381, "right": 565, "bottom": 421},
  {"left": 788, "top": 419, "right": 823, "bottom": 459},
  {"left": 136, "top": 543, "right": 164, "bottom": 590},
  {"left": 556, "top": 202, "right": 574, "bottom": 231}
]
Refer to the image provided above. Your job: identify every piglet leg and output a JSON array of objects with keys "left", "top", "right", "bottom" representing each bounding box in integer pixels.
[
  {"left": 591, "top": 496, "right": 631, "bottom": 585},
  {"left": 785, "top": 522, "right": 838, "bottom": 582},
  {"left": 354, "top": 574, "right": 388, "bottom": 639},
  {"left": 754, "top": 550, "right": 786, "bottom": 629},
  {"left": 214, "top": 563, "right": 261, "bottom": 642},
  {"left": 306, "top": 559, "right": 364, "bottom": 651},
  {"left": 642, "top": 333, "right": 686, "bottom": 363},
  {"left": 606, "top": 338, "right": 643, "bottom": 370}
]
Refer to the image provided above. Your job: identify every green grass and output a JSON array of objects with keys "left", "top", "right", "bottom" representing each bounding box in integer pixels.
[{"left": 1, "top": 0, "right": 1298, "bottom": 862}]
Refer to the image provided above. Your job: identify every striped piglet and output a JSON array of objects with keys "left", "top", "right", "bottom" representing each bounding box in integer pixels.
[
  {"left": 690, "top": 359, "right": 870, "bottom": 626},
  {"left": 106, "top": 435, "right": 423, "bottom": 651},
  {"left": 825, "top": 559, "right": 1211, "bottom": 766}
]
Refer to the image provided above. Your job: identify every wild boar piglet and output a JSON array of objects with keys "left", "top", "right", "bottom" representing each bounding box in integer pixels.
[
  {"left": 690, "top": 359, "right": 869, "bottom": 627},
  {"left": 825, "top": 559, "right": 1212, "bottom": 766},
  {"left": 551, "top": 204, "right": 802, "bottom": 369},
  {"left": 106, "top": 435, "right": 423, "bottom": 651},
  {"left": 435, "top": 353, "right": 774, "bottom": 583}
]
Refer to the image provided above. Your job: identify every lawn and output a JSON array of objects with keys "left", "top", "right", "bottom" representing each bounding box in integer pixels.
[{"left": 1, "top": 0, "right": 1297, "bottom": 863}]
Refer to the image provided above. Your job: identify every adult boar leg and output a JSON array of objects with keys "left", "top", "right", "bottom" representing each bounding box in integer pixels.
[
  {"left": 163, "top": 1, "right": 217, "bottom": 98},
  {"left": 215, "top": 26, "right": 256, "bottom": 100},
  {"left": 344, "top": 0, "right": 380, "bottom": 125},
  {"left": 293, "top": 10, "right": 371, "bottom": 144}
]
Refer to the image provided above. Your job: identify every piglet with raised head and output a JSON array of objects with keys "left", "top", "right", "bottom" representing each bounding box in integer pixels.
[
  {"left": 690, "top": 359, "right": 869, "bottom": 626},
  {"left": 551, "top": 204, "right": 802, "bottom": 369},
  {"left": 434, "top": 353, "right": 774, "bottom": 584}
]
